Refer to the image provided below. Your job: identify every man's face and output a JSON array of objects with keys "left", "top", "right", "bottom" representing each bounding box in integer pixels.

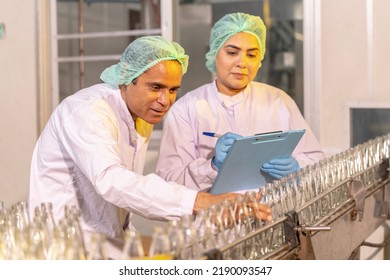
[
  {"left": 121, "top": 60, "right": 182, "bottom": 124},
  {"left": 215, "top": 32, "right": 261, "bottom": 96}
]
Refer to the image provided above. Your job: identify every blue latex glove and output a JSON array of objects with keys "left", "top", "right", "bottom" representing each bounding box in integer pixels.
[
  {"left": 261, "top": 157, "right": 300, "bottom": 179},
  {"left": 212, "top": 132, "right": 243, "bottom": 171}
]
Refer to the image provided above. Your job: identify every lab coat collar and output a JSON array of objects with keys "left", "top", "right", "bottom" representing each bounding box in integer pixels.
[
  {"left": 212, "top": 80, "right": 251, "bottom": 108},
  {"left": 115, "top": 90, "right": 148, "bottom": 150}
]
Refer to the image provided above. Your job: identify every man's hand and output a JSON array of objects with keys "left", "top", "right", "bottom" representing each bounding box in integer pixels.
[{"left": 193, "top": 192, "right": 272, "bottom": 221}]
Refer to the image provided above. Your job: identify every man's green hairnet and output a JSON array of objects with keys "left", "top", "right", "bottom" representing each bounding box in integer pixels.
[
  {"left": 205, "top": 12, "right": 266, "bottom": 73},
  {"left": 100, "top": 36, "right": 189, "bottom": 86}
]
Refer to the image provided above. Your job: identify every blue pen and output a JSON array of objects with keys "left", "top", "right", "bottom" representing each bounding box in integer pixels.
[{"left": 203, "top": 132, "right": 222, "bottom": 138}]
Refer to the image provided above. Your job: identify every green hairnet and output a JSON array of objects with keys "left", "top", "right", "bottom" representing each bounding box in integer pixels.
[
  {"left": 205, "top": 12, "right": 266, "bottom": 73},
  {"left": 100, "top": 36, "right": 189, "bottom": 86}
]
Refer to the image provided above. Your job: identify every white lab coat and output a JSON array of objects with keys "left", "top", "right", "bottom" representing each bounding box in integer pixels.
[
  {"left": 29, "top": 83, "right": 197, "bottom": 259},
  {"left": 156, "top": 80, "right": 324, "bottom": 191}
]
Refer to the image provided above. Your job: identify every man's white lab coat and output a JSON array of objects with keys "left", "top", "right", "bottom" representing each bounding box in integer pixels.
[{"left": 29, "top": 83, "right": 197, "bottom": 259}]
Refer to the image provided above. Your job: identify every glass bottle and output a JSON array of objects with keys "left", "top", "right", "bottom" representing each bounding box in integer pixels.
[
  {"left": 1, "top": 212, "right": 18, "bottom": 259},
  {"left": 10, "top": 203, "right": 30, "bottom": 259},
  {"left": 233, "top": 195, "right": 251, "bottom": 237},
  {"left": 40, "top": 202, "right": 57, "bottom": 244},
  {"left": 233, "top": 196, "right": 252, "bottom": 259},
  {"left": 219, "top": 199, "right": 237, "bottom": 243},
  {"left": 62, "top": 213, "right": 86, "bottom": 260},
  {"left": 26, "top": 215, "right": 47, "bottom": 259},
  {"left": 64, "top": 205, "right": 87, "bottom": 259},
  {"left": 245, "top": 191, "right": 263, "bottom": 230},
  {"left": 166, "top": 220, "right": 184, "bottom": 258},
  {"left": 180, "top": 214, "right": 199, "bottom": 260},
  {"left": 148, "top": 226, "right": 171, "bottom": 259},
  {"left": 46, "top": 226, "right": 66, "bottom": 260},
  {"left": 121, "top": 230, "right": 145, "bottom": 259},
  {"left": 87, "top": 232, "right": 107, "bottom": 260}
]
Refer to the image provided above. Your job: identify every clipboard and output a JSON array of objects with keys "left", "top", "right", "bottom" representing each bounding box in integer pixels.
[{"left": 209, "top": 129, "right": 305, "bottom": 194}]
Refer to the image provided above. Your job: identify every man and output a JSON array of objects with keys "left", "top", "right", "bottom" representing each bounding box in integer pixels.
[{"left": 29, "top": 36, "right": 272, "bottom": 259}]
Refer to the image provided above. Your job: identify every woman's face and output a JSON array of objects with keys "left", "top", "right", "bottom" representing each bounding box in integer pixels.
[{"left": 215, "top": 32, "right": 261, "bottom": 96}]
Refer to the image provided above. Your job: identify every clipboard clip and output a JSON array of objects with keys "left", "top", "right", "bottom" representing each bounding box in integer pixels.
[{"left": 254, "top": 130, "right": 283, "bottom": 136}]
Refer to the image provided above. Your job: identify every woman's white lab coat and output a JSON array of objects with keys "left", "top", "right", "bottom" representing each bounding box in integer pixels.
[
  {"left": 29, "top": 83, "right": 197, "bottom": 259},
  {"left": 156, "top": 81, "right": 324, "bottom": 191}
]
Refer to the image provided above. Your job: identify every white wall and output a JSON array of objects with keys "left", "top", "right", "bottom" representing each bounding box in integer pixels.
[
  {"left": 318, "top": 0, "right": 390, "bottom": 152},
  {"left": 0, "top": 0, "right": 38, "bottom": 207},
  {"left": 373, "top": 1, "right": 390, "bottom": 98}
]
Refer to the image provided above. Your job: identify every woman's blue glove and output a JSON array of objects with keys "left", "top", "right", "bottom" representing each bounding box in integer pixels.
[
  {"left": 212, "top": 132, "right": 243, "bottom": 171},
  {"left": 261, "top": 157, "right": 300, "bottom": 179}
]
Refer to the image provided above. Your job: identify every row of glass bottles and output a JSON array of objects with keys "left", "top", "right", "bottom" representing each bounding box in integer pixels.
[
  {"left": 0, "top": 202, "right": 90, "bottom": 260},
  {"left": 1, "top": 134, "right": 389, "bottom": 260},
  {"left": 254, "top": 133, "right": 390, "bottom": 258},
  {"left": 124, "top": 193, "right": 270, "bottom": 260},
  {"left": 249, "top": 133, "right": 390, "bottom": 258},
  {"left": 139, "top": 133, "right": 390, "bottom": 260}
]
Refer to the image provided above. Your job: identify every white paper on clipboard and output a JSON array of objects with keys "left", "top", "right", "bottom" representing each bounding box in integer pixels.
[{"left": 209, "top": 129, "right": 306, "bottom": 194}]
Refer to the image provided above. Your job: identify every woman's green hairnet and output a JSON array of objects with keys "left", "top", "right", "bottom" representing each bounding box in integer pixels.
[
  {"left": 100, "top": 36, "right": 189, "bottom": 86},
  {"left": 205, "top": 12, "right": 266, "bottom": 73}
]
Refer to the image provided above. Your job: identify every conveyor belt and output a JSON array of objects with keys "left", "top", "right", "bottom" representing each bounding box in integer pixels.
[{"left": 202, "top": 159, "right": 390, "bottom": 260}]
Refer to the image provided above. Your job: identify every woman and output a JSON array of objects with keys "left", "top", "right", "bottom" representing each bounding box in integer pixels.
[{"left": 156, "top": 13, "right": 324, "bottom": 192}]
